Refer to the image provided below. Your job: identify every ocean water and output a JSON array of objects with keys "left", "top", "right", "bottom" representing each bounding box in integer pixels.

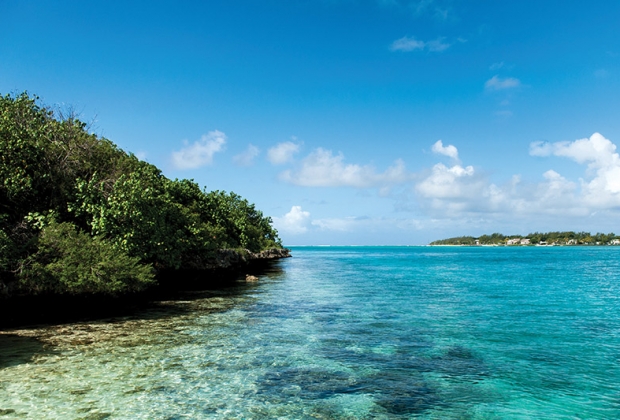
[{"left": 1, "top": 246, "right": 620, "bottom": 419}]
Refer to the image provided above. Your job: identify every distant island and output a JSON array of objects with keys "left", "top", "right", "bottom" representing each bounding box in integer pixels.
[
  {"left": 0, "top": 92, "right": 288, "bottom": 322},
  {"left": 430, "top": 232, "right": 620, "bottom": 246}
]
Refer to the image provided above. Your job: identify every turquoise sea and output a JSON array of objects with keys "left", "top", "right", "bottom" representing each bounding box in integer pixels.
[{"left": 1, "top": 246, "right": 620, "bottom": 419}]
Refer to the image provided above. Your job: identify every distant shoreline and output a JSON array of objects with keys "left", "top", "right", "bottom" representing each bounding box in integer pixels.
[
  {"left": 429, "top": 231, "right": 620, "bottom": 247},
  {"left": 428, "top": 244, "right": 620, "bottom": 247}
]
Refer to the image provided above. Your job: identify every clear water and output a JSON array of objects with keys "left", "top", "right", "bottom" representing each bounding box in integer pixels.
[{"left": 1, "top": 246, "right": 620, "bottom": 419}]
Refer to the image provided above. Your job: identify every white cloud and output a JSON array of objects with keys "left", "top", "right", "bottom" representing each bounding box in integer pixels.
[
  {"left": 426, "top": 37, "right": 451, "bottom": 52},
  {"left": 268, "top": 141, "right": 300, "bottom": 165},
  {"left": 489, "top": 61, "right": 505, "bottom": 70},
  {"left": 233, "top": 144, "right": 260, "bottom": 166},
  {"left": 272, "top": 208, "right": 433, "bottom": 244},
  {"left": 539, "top": 170, "right": 577, "bottom": 200},
  {"left": 530, "top": 133, "right": 619, "bottom": 169},
  {"left": 416, "top": 163, "right": 481, "bottom": 200},
  {"left": 431, "top": 140, "right": 459, "bottom": 160},
  {"left": 413, "top": 133, "right": 620, "bottom": 222},
  {"left": 389, "top": 36, "right": 451, "bottom": 52},
  {"left": 280, "top": 148, "right": 410, "bottom": 188},
  {"left": 485, "top": 75, "right": 521, "bottom": 91},
  {"left": 390, "top": 36, "right": 425, "bottom": 52},
  {"left": 171, "top": 130, "right": 226, "bottom": 170},
  {"left": 529, "top": 133, "right": 620, "bottom": 206},
  {"left": 274, "top": 135, "right": 620, "bottom": 236},
  {"left": 273, "top": 206, "right": 312, "bottom": 234}
]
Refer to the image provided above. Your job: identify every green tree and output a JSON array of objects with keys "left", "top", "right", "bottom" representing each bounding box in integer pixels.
[
  {"left": 18, "top": 222, "right": 154, "bottom": 295},
  {"left": 0, "top": 92, "right": 284, "bottom": 299}
]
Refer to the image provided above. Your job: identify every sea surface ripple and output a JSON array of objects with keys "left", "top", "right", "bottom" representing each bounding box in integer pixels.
[{"left": 1, "top": 246, "right": 619, "bottom": 419}]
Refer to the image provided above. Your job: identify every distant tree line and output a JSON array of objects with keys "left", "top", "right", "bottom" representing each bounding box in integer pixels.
[
  {"left": 430, "top": 231, "right": 620, "bottom": 246},
  {"left": 0, "top": 93, "right": 282, "bottom": 297}
]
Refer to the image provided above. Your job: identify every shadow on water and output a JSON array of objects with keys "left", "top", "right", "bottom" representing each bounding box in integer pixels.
[
  {"left": 0, "top": 259, "right": 288, "bottom": 330},
  {"left": 0, "top": 261, "right": 288, "bottom": 370},
  {"left": 0, "top": 334, "right": 56, "bottom": 369}
]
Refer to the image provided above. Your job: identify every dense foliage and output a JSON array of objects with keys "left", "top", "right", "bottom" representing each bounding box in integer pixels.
[
  {"left": 0, "top": 93, "right": 282, "bottom": 297},
  {"left": 430, "top": 231, "right": 619, "bottom": 246}
]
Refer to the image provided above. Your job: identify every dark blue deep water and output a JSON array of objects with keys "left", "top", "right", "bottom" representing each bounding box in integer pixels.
[{"left": 1, "top": 246, "right": 620, "bottom": 418}]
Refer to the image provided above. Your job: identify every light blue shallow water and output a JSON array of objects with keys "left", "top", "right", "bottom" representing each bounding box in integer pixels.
[{"left": 1, "top": 246, "right": 620, "bottom": 419}]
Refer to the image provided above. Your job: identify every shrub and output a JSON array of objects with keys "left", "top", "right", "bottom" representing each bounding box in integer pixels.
[{"left": 18, "top": 222, "right": 154, "bottom": 295}]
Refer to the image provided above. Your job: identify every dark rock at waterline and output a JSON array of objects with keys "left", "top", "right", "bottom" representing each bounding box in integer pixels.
[
  {"left": 0, "top": 248, "right": 290, "bottom": 328},
  {"left": 202, "top": 248, "right": 291, "bottom": 270},
  {"left": 155, "top": 248, "right": 290, "bottom": 290}
]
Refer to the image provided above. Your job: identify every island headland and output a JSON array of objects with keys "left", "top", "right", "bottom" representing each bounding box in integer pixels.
[{"left": 0, "top": 93, "right": 289, "bottom": 327}]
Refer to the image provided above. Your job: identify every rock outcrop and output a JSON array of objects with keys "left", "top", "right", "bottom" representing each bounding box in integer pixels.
[{"left": 204, "top": 248, "right": 291, "bottom": 270}]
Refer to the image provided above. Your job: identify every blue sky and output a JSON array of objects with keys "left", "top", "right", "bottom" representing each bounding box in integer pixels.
[{"left": 2, "top": 0, "right": 620, "bottom": 245}]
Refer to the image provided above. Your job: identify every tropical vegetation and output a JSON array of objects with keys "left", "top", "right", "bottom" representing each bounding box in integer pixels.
[
  {"left": 0, "top": 92, "right": 282, "bottom": 298},
  {"left": 430, "top": 231, "right": 619, "bottom": 246}
]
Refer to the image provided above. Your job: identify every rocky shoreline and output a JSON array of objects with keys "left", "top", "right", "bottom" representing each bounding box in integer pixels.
[
  {"left": 204, "top": 247, "right": 291, "bottom": 270},
  {"left": 0, "top": 248, "right": 291, "bottom": 328}
]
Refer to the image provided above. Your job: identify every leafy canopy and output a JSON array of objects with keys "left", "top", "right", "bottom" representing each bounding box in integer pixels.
[{"left": 0, "top": 93, "right": 282, "bottom": 296}]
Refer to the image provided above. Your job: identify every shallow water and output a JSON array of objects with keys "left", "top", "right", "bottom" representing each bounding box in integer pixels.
[{"left": 1, "top": 246, "right": 620, "bottom": 419}]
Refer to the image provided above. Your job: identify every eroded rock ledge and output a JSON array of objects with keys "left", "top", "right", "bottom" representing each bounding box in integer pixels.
[
  {"left": 204, "top": 248, "right": 291, "bottom": 270},
  {"left": 0, "top": 248, "right": 292, "bottom": 328}
]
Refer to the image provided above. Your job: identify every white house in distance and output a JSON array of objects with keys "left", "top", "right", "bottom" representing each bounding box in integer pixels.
[{"left": 506, "top": 238, "right": 531, "bottom": 245}]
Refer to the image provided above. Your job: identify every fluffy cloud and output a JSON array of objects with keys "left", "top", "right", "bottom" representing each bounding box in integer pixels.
[
  {"left": 280, "top": 148, "right": 410, "bottom": 188},
  {"left": 390, "top": 36, "right": 450, "bottom": 52},
  {"left": 530, "top": 132, "right": 620, "bottom": 207},
  {"left": 272, "top": 206, "right": 312, "bottom": 234},
  {"left": 171, "top": 130, "right": 226, "bottom": 170},
  {"left": 485, "top": 75, "right": 521, "bottom": 91},
  {"left": 530, "top": 133, "right": 619, "bottom": 169},
  {"left": 233, "top": 144, "right": 260, "bottom": 166},
  {"left": 416, "top": 163, "right": 477, "bottom": 199},
  {"left": 412, "top": 133, "right": 620, "bottom": 221},
  {"left": 431, "top": 140, "right": 459, "bottom": 160},
  {"left": 268, "top": 141, "right": 300, "bottom": 165},
  {"left": 273, "top": 134, "right": 620, "bottom": 234},
  {"left": 414, "top": 163, "right": 491, "bottom": 216}
]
